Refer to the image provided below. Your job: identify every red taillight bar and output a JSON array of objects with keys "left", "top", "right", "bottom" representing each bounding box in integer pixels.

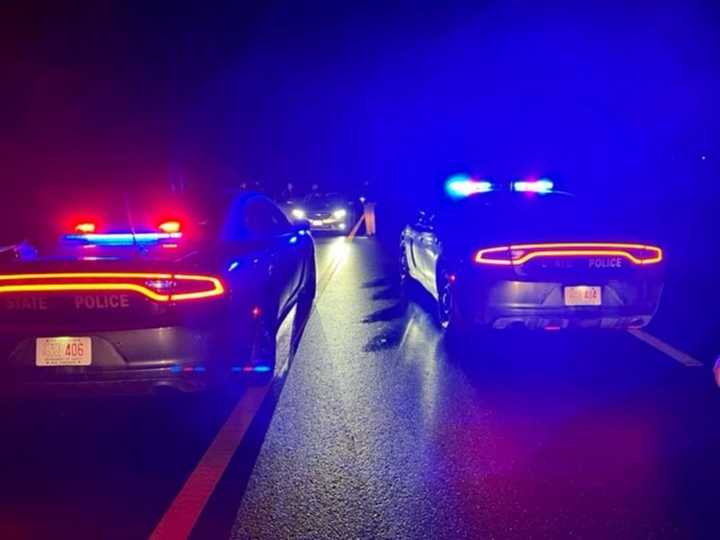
[
  {"left": 474, "top": 243, "right": 663, "bottom": 266},
  {"left": 0, "top": 272, "right": 225, "bottom": 302}
]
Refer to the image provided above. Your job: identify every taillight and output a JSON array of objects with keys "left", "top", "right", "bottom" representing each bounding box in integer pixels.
[
  {"left": 474, "top": 243, "right": 663, "bottom": 266},
  {"left": 0, "top": 273, "right": 224, "bottom": 302}
]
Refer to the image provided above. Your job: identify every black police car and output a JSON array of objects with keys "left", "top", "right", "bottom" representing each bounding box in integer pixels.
[
  {"left": 0, "top": 191, "right": 315, "bottom": 396},
  {"left": 400, "top": 177, "right": 665, "bottom": 335}
]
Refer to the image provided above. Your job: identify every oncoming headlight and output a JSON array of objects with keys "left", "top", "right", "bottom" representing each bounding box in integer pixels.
[
  {"left": 291, "top": 208, "right": 306, "bottom": 220},
  {"left": 332, "top": 208, "right": 347, "bottom": 220}
]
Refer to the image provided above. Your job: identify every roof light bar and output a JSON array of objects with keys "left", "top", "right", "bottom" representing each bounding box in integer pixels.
[
  {"left": 63, "top": 232, "right": 182, "bottom": 245},
  {"left": 445, "top": 174, "right": 493, "bottom": 198},
  {"left": 513, "top": 179, "right": 554, "bottom": 193}
]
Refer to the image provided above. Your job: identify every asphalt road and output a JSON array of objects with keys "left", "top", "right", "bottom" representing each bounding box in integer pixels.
[{"left": 1, "top": 236, "right": 718, "bottom": 539}]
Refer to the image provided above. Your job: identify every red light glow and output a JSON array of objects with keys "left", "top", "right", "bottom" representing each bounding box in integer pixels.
[
  {"left": 475, "top": 243, "right": 663, "bottom": 266},
  {"left": 0, "top": 272, "right": 224, "bottom": 302},
  {"left": 74, "top": 222, "right": 96, "bottom": 234},
  {"left": 159, "top": 220, "right": 182, "bottom": 234}
]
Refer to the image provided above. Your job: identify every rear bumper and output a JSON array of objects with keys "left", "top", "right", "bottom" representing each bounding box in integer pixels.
[
  {"left": 456, "top": 278, "right": 664, "bottom": 330},
  {"left": 0, "top": 325, "right": 253, "bottom": 398}
]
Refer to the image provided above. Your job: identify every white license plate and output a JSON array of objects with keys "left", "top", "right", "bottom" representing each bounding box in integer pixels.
[
  {"left": 564, "top": 286, "right": 602, "bottom": 306},
  {"left": 36, "top": 337, "right": 92, "bottom": 366},
  {"left": 310, "top": 220, "right": 323, "bottom": 226}
]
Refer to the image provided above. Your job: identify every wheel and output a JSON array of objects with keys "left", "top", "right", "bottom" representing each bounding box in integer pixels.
[
  {"left": 399, "top": 244, "right": 414, "bottom": 306},
  {"left": 297, "top": 256, "right": 317, "bottom": 314},
  {"left": 245, "top": 302, "right": 278, "bottom": 385},
  {"left": 437, "top": 267, "right": 472, "bottom": 340}
]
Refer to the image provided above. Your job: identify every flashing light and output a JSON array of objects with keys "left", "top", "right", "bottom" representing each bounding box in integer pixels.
[
  {"left": 158, "top": 220, "right": 181, "bottom": 234},
  {"left": 289, "top": 235, "right": 298, "bottom": 244},
  {"left": 445, "top": 174, "right": 493, "bottom": 198},
  {"left": 0, "top": 272, "right": 225, "bottom": 302},
  {"left": 252, "top": 365, "right": 272, "bottom": 373},
  {"left": 228, "top": 261, "right": 240, "bottom": 272},
  {"left": 74, "top": 222, "right": 96, "bottom": 234},
  {"left": 170, "top": 365, "right": 206, "bottom": 373},
  {"left": 232, "top": 365, "right": 271, "bottom": 373},
  {"left": 251, "top": 306, "right": 262, "bottom": 318},
  {"left": 291, "top": 208, "right": 306, "bottom": 220},
  {"left": 332, "top": 208, "right": 347, "bottom": 219},
  {"left": 64, "top": 232, "right": 182, "bottom": 246},
  {"left": 513, "top": 178, "right": 554, "bottom": 193},
  {"left": 474, "top": 243, "right": 663, "bottom": 266}
]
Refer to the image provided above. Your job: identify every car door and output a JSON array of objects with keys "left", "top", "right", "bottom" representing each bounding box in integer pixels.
[
  {"left": 243, "top": 197, "right": 304, "bottom": 314},
  {"left": 409, "top": 210, "right": 441, "bottom": 296}
]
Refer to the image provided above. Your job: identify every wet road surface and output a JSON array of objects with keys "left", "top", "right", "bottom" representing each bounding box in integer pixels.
[{"left": 1, "top": 236, "right": 719, "bottom": 539}]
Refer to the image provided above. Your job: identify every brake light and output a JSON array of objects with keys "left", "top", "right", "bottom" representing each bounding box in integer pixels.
[
  {"left": 0, "top": 273, "right": 224, "bottom": 302},
  {"left": 474, "top": 243, "right": 663, "bottom": 266},
  {"left": 74, "top": 222, "right": 96, "bottom": 234},
  {"left": 159, "top": 220, "right": 182, "bottom": 234}
]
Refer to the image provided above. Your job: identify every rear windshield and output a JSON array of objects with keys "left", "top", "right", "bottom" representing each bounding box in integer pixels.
[
  {"left": 0, "top": 186, "right": 227, "bottom": 255},
  {"left": 440, "top": 192, "right": 659, "bottom": 243}
]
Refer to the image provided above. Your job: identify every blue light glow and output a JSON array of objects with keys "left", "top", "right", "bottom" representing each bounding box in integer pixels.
[
  {"left": 230, "top": 365, "right": 271, "bottom": 373},
  {"left": 228, "top": 261, "right": 240, "bottom": 272},
  {"left": 289, "top": 236, "right": 298, "bottom": 244},
  {"left": 169, "top": 365, "right": 182, "bottom": 373},
  {"left": 445, "top": 174, "right": 493, "bottom": 198},
  {"left": 513, "top": 179, "right": 554, "bottom": 193},
  {"left": 64, "top": 232, "right": 183, "bottom": 246}
]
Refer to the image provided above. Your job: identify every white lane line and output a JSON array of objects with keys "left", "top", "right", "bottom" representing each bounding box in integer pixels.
[
  {"left": 150, "top": 385, "right": 271, "bottom": 540},
  {"left": 151, "top": 229, "right": 359, "bottom": 539},
  {"left": 628, "top": 328, "right": 704, "bottom": 367}
]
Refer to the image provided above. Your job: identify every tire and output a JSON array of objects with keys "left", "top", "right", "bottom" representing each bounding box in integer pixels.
[
  {"left": 245, "top": 300, "right": 278, "bottom": 386},
  {"left": 399, "top": 244, "right": 414, "bottom": 307},
  {"left": 437, "top": 266, "right": 472, "bottom": 340},
  {"left": 297, "top": 256, "right": 317, "bottom": 314}
]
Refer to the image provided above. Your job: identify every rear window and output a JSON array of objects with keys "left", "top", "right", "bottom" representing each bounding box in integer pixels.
[
  {"left": 440, "top": 192, "right": 659, "bottom": 242},
  {"left": 0, "top": 186, "right": 225, "bottom": 255}
]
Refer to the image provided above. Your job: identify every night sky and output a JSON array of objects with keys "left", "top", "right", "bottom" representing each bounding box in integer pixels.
[{"left": 2, "top": 1, "right": 719, "bottom": 212}]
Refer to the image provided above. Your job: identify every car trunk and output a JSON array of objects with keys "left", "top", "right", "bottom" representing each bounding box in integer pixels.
[{"left": 0, "top": 257, "right": 225, "bottom": 333}]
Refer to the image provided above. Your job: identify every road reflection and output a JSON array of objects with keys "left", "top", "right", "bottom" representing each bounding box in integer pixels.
[{"left": 392, "top": 294, "right": 671, "bottom": 537}]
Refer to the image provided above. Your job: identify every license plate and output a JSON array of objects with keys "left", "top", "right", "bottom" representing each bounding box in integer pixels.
[
  {"left": 310, "top": 220, "right": 323, "bottom": 226},
  {"left": 36, "top": 337, "right": 92, "bottom": 366},
  {"left": 564, "top": 286, "right": 602, "bottom": 306}
]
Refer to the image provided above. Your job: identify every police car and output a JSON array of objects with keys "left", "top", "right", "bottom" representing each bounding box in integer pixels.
[
  {"left": 400, "top": 176, "right": 665, "bottom": 335},
  {"left": 0, "top": 191, "right": 316, "bottom": 396}
]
